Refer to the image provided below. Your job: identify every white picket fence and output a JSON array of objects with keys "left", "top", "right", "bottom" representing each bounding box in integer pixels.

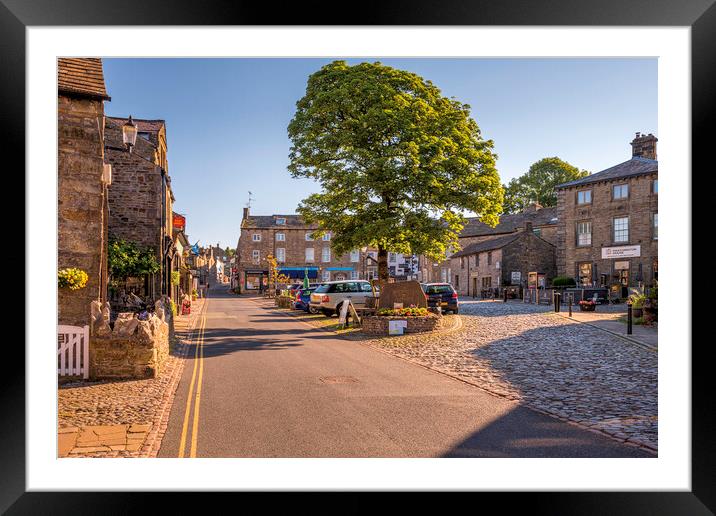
[{"left": 57, "top": 325, "right": 89, "bottom": 379}]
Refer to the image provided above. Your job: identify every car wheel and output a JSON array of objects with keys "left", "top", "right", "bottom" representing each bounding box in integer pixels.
[
  {"left": 321, "top": 308, "right": 334, "bottom": 317},
  {"left": 308, "top": 306, "right": 319, "bottom": 314}
]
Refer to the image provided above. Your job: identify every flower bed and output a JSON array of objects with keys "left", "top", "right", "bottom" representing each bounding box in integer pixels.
[
  {"left": 578, "top": 300, "right": 596, "bottom": 312},
  {"left": 361, "top": 313, "right": 442, "bottom": 335}
]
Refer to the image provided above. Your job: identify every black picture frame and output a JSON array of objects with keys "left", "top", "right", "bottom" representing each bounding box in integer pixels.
[{"left": 5, "top": 0, "right": 709, "bottom": 512}]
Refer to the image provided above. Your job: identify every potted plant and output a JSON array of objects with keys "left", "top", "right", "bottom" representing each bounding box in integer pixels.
[
  {"left": 578, "top": 299, "right": 596, "bottom": 312},
  {"left": 643, "top": 283, "right": 658, "bottom": 323},
  {"left": 628, "top": 291, "right": 647, "bottom": 318}
]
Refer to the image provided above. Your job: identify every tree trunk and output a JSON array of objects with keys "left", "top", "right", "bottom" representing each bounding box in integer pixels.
[{"left": 377, "top": 247, "right": 389, "bottom": 281}]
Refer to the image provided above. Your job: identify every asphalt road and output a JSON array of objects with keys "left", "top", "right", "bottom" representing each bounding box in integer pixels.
[{"left": 158, "top": 285, "right": 652, "bottom": 458}]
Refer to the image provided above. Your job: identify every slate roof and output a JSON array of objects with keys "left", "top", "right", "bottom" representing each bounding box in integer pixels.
[
  {"left": 451, "top": 233, "right": 522, "bottom": 258},
  {"left": 459, "top": 206, "right": 558, "bottom": 238},
  {"left": 106, "top": 116, "right": 165, "bottom": 134},
  {"left": 243, "top": 214, "right": 318, "bottom": 229},
  {"left": 58, "top": 58, "right": 110, "bottom": 100},
  {"left": 555, "top": 157, "right": 657, "bottom": 189}
]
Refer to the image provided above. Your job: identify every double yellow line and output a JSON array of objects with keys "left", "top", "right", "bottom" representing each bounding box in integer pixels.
[{"left": 178, "top": 299, "right": 208, "bottom": 458}]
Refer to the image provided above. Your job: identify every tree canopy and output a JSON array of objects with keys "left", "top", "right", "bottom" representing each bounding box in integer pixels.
[
  {"left": 287, "top": 60, "right": 503, "bottom": 279},
  {"left": 108, "top": 237, "right": 160, "bottom": 282},
  {"left": 502, "top": 157, "right": 589, "bottom": 213}
]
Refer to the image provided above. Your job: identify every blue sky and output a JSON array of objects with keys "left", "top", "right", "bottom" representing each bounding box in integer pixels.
[{"left": 102, "top": 58, "right": 657, "bottom": 249}]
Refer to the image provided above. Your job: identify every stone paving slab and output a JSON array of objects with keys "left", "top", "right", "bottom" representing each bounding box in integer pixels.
[
  {"left": 559, "top": 311, "right": 658, "bottom": 349},
  {"left": 366, "top": 299, "right": 658, "bottom": 452},
  {"left": 57, "top": 299, "right": 205, "bottom": 458}
]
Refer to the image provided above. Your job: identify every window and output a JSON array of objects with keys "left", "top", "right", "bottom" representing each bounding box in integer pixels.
[
  {"left": 613, "top": 217, "right": 629, "bottom": 243},
  {"left": 476, "top": 253, "right": 480, "bottom": 267},
  {"left": 305, "top": 248, "right": 314, "bottom": 262},
  {"left": 360, "top": 282, "right": 373, "bottom": 292},
  {"left": 252, "top": 250, "right": 260, "bottom": 262},
  {"left": 613, "top": 184, "right": 629, "bottom": 200},
  {"left": 322, "top": 247, "right": 331, "bottom": 262},
  {"left": 577, "top": 190, "right": 592, "bottom": 205},
  {"left": 275, "top": 248, "right": 285, "bottom": 262},
  {"left": 350, "top": 250, "right": 360, "bottom": 262},
  {"left": 276, "top": 218, "right": 286, "bottom": 225},
  {"left": 461, "top": 257, "right": 465, "bottom": 269},
  {"left": 576, "top": 221, "right": 592, "bottom": 246},
  {"left": 322, "top": 233, "right": 331, "bottom": 241},
  {"left": 653, "top": 213, "right": 658, "bottom": 240},
  {"left": 578, "top": 262, "right": 593, "bottom": 286},
  {"left": 350, "top": 270, "right": 359, "bottom": 280},
  {"left": 487, "top": 252, "right": 492, "bottom": 265},
  {"left": 454, "top": 275, "right": 460, "bottom": 288},
  {"left": 482, "top": 277, "right": 492, "bottom": 288},
  {"left": 389, "top": 252, "right": 396, "bottom": 263},
  {"left": 322, "top": 270, "right": 331, "bottom": 281},
  {"left": 653, "top": 180, "right": 658, "bottom": 194},
  {"left": 441, "top": 268, "right": 449, "bottom": 283},
  {"left": 305, "top": 232, "right": 314, "bottom": 241},
  {"left": 533, "top": 228, "right": 542, "bottom": 237},
  {"left": 138, "top": 131, "right": 151, "bottom": 141},
  {"left": 252, "top": 234, "right": 261, "bottom": 242},
  {"left": 276, "top": 233, "right": 285, "bottom": 241}
]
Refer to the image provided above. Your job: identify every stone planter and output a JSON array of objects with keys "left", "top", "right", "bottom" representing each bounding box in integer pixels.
[{"left": 361, "top": 314, "right": 442, "bottom": 335}]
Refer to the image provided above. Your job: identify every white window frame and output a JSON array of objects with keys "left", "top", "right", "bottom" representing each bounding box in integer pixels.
[
  {"left": 576, "top": 221, "right": 592, "bottom": 247},
  {"left": 322, "top": 270, "right": 331, "bottom": 281},
  {"left": 276, "top": 218, "right": 286, "bottom": 225},
  {"left": 322, "top": 233, "right": 331, "bottom": 241},
  {"left": 653, "top": 179, "right": 658, "bottom": 194},
  {"left": 305, "top": 248, "right": 315, "bottom": 262},
  {"left": 276, "top": 248, "right": 286, "bottom": 262},
  {"left": 252, "top": 234, "right": 261, "bottom": 242},
  {"left": 252, "top": 250, "right": 260, "bottom": 262},
  {"left": 613, "top": 217, "right": 629, "bottom": 243},
  {"left": 577, "top": 189, "right": 592, "bottom": 205},
  {"left": 350, "top": 250, "right": 360, "bottom": 262},
  {"left": 389, "top": 252, "right": 397, "bottom": 263},
  {"left": 276, "top": 233, "right": 285, "bottom": 241},
  {"left": 322, "top": 247, "right": 331, "bottom": 262},
  {"left": 612, "top": 184, "right": 629, "bottom": 200},
  {"left": 350, "top": 270, "right": 359, "bottom": 280}
]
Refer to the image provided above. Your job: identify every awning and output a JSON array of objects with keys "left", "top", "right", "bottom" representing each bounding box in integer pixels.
[
  {"left": 278, "top": 267, "right": 318, "bottom": 279},
  {"left": 324, "top": 267, "right": 354, "bottom": 271}
]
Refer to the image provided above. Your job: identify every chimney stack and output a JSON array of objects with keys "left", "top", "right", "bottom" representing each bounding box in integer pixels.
[
  {"left": 522, "top": 202, "right": 542, "bottom": 214},
  {"left": 631, "top": 132, "right": 657, "bottom": 160},
  {"left": 243, "top": 206, "right": 249, "bottom": 220}
]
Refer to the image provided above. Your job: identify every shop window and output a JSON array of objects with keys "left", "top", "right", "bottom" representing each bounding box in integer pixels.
[{"left": 578, "top": 262, "right": 593, "bottom": 286}]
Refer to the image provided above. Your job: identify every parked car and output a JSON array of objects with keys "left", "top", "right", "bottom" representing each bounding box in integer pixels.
[
  {"left": 293, "top": 285, "right": 322, "bottom": 313},
  {"left": 421, "top": 283, "right": 459, "bottom": 314},
  {"left": 309, "top": 280, "right": 375, "bottom": 317}
]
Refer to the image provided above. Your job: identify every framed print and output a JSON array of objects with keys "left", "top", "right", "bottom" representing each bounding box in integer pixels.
[{"left": 6, "top": 0, "right": 711, "bottom": 512}]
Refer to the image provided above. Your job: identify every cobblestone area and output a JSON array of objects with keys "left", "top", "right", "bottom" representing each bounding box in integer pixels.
[
  {"left": 57, "top": 300, "right": 205, "bottom": 457},
  {"left": 367, "top": 300, "right": 657, "bottom": 451}
]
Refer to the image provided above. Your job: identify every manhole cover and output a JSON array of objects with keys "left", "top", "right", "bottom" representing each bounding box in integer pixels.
[{"left": 319, "top": 376, "right": 359, "bottom": 384}]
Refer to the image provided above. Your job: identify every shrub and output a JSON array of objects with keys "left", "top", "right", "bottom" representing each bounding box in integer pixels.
[
  {"left": 628, "top": 291, "right": 647, "bottom": 308},
  {"left": 171, "top": 271, "right": 181, "bottom": 286},
  {"left": 552, "top": 276, "right": 576, "bottom": 287},
  {"left": 377, "top": 307, "right": 430, "bottom": 317},
  {"left": 58, "top": 268, "right": 89, "bottom": 290}
]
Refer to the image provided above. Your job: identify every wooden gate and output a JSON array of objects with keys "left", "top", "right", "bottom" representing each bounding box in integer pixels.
[{"left": 57, "top": 325, "right": 89, "bottom": 379}]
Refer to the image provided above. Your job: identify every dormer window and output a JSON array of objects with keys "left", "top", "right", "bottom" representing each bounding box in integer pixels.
[{"left": 276, "top": 218, "right": 286, "bottom": 225}]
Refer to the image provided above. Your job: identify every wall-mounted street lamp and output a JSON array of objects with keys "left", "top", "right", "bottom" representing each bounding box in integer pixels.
[{"left": 122, "top": 116, "right": 138, "bottom": 153}]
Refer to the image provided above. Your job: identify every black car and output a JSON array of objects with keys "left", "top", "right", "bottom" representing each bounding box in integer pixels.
[{"left": 421, "top": 283, "right": 459, "bottom": 314}]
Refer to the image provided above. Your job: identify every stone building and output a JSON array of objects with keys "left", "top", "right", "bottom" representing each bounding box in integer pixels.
[
  {"left": 449, "top": 223, "right": 557, "bottom": 297},
  {"left": 420, "top": 204, "right": 559, "bottom": 285},
  {"left": 555, "top": 133, "right": 658, "bottom": 296},
  {"left": 57, "top": 58, "right": 112, "bottom": 327},
  {"left": 236, "top": 208, "right": 380, "bottom": 291},
  {"left": 104, "top": 116, "right": 177, "bottom": 302}
]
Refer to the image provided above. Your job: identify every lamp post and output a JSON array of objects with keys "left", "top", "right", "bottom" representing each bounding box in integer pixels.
[{"left": 122, "top": 116, "right": 138, "bottom": 153}]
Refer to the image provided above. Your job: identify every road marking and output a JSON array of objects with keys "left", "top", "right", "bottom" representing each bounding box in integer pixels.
[
  {"left": 177, "top": 300, "right": 208, "bottom": 457},
  {"left": 189, "top": 305, "right": 207, "bottom": 458}
]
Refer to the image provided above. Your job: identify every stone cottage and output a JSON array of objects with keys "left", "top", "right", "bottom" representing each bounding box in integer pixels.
[
  {"left": 104, "top": 116, "right": 177, "bottom": 302},
  {"left": 57, "top": 58, "right": 111, "bottom": 326},
  {"left": 449, "top": 224, "right": 557, "bottom": 297}
]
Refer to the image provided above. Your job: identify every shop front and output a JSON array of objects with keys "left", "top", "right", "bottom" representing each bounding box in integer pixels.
[
  {"left": 277, "top": 266, "right": 319, "bottom": 282},
  {"left": 244, "top": 269, "right": 268, "bottom": 291}
]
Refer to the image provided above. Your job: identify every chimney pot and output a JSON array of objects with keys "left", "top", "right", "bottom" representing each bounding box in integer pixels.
[{"left": 630, "top": 132, "right": 657, "bottom": 160}]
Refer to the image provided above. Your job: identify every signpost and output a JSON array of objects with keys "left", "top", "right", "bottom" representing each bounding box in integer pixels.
[{"left": 388, "top": 320, "right": 407, "bottom": 335}]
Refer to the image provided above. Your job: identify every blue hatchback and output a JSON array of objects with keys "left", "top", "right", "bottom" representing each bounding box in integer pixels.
[{"left": 293, "top": 286, "right": 321, "bottom": 313}]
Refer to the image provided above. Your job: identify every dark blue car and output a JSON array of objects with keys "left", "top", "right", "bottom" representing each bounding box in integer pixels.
[
  {"left": 421, "top": 283, "right": 459, "bottom": 314},
  {"left": 293, "top": 285, "right": 321, "bottom": 313}
]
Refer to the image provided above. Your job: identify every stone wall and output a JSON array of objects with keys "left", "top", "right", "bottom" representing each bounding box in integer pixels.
[
  {"left": 361, "top": 315, "right": 442, "bottom": 335},
  {"left": 90, "top": 313, "right": 169, "bottom": 379},
  {"left": 58, "top": 94, "right": 108, "bottom": 327},
  {"left": 501, "top": 232, "right": 557, "bottom": 286}
]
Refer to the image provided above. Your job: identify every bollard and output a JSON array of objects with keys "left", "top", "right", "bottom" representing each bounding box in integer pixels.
[
  {"left": 554, "top": 292, "right": 561, "bottom": 312},
  {"left": 568, "top": 293, "right": 573, "bottom": 317},
  {"left": 627, "top": 302, "right": 633, "bottom": 335},
  {"left": 504, "top": 288, "right": 508, "bottom": 303}
]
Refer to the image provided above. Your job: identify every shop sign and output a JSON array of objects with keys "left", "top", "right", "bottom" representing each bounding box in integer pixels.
[
  {"left": 602, "top": 245, "right": 640, "bottom": 259},
  {"left": 172, "top": 214, "right": 186, "bottom": 231},
  {"left": 614, "top": 261, "right": 630, "bottom": 271}
]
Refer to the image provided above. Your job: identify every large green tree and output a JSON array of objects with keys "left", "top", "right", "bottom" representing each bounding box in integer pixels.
[
  {"left": 502, "top": 157, "right": 589, "bottom": 213},
  {"left": 287, "top": 61, "right": 503, "bottom": 281}
]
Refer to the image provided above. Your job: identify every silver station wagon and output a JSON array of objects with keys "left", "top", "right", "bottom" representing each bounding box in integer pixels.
[{"left": 309, "top": 280, "right": 375, "bottom": 317}]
